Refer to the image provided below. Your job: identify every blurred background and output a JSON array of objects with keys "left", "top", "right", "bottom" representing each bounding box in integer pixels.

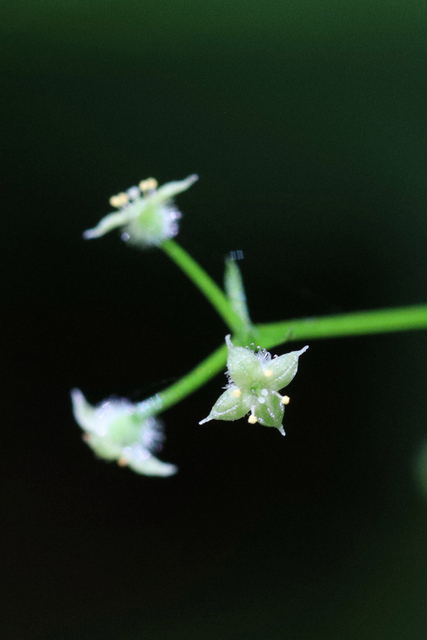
[{"left": 2, "top": 1, "right": 427, "bottom": 638}]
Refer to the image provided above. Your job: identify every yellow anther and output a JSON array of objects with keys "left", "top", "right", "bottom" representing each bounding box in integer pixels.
[
  {"left": 232, "top": 388, "right": 241, "bottom": 398},
  {"left": 264, "top": 369, "right": 273, "bottom": 378},
  {"left": 139, "top": 177, "right": 158, "bottom": 193},
  {"left": 281, "top": 395, "right": 290, "bottom": 405},
  {"left": 109, "top": 192, "right": 129, "bottom": 208},
  {"left": 117, "top": 457, "right": 128, "bottom": 467},
  {"left": 248, "top": 414, "right": 258, "bottom": 424}
]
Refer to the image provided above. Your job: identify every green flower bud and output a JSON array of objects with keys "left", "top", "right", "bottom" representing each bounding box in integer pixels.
[
  {"left": 83, "top": 175, "right": 198, "bottom": 248},
  {"left": 224, "top": 255, "right": 252, "bottom": 329},
  {"left": 71, "top": 389, "right": 177, "bottom": 476},
  {"left": 199, "top": 336, "right": 308, "bottom": 435}
]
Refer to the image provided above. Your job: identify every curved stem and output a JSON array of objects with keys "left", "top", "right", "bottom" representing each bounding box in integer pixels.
[
  {"left": 161, "top": 240, "right": 244, "bottom": 334},
  {"left": 148, "top": 343, "right": 227, "bottom": 415}
]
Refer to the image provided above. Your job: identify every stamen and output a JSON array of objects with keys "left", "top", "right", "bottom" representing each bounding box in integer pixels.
[
  {"left": 109, "top": 192, "right": 129, "bottom": 208},
  {"left": 264, "top": 369, "right": 273, "bottom": 378},
  {"left": 232, "top": 388, "right": 241, "bottom": 398},
  {"left": 248, "top": 414, "right": 258, "bottom": 424},
  {"left": 139, "top": 177, "right": 158, "bottom": 193},
  {"left": 281, "top": 395, "right": 290, "bottom": 405}
]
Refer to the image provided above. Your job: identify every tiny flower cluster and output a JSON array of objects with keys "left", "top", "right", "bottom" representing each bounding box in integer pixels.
[
  {"left": 83, "top": 174, "right": 198, "bottom": 248},
  {"left": 71, "top": 389, "right": 177, "bottom": 476},
  {"left": 200, "top": 336, "right": 308, "bottom": 435}
]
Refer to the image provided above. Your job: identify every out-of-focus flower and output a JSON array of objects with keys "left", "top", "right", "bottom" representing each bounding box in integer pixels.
[
  {"left": 71, "top": 389, "right": 177, "bottom": 476},
  {"left": 199, "top": 336, "right": 308, "bottom": 435},
  {"left": 83, "top": 174, "right": 198, "bottom": 248}
]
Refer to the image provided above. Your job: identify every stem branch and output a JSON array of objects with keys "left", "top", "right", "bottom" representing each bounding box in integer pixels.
[
  {"left": 162, "top": 240, "right": 244, "bottom": 333},
  {"left": 143, "top": 304, "right": 427, "bottom": 419}
]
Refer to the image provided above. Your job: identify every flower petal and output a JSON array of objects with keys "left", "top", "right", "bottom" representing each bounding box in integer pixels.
[
  {"left": 121, "top": 444, "right": 178, "bottom": 476},
  {"left": 83, "top": 209, "right": 131, "bottom": 239},
  {"left": 199, "top": 386, "right": 250, "bottom": 424},
  {"left": 150, "top": 174, "right": 198, "bottom": 205},
  {"left": 225, "top": 335, "right": 264, "bottom": 388},
  {"left": 71, "top": 388, "right": 97, "bottom": 432},
  {"left": 254, "top": 392, "right": 284, "bottom": 428},
  {"left": 266, "top": 346, "right": 309, "bottom": 391}
]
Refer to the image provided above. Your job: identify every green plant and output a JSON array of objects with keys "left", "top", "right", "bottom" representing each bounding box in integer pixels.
[{"left": 72, "top": 175, "right": 427, "bottom": 476}]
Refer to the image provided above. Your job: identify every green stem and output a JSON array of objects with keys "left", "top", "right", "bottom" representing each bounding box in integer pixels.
[
  {"left": 140, "top": 303, "right": 427, "bottom": 419},
  {"left": 161, "top": 240, "right": 244, "bottom": 334},
  {"left": 153, "top": 343, "right": 227, "bottom": 414},
  {"left": 256, "top": 304, "right": 427, "bottom": 350}
]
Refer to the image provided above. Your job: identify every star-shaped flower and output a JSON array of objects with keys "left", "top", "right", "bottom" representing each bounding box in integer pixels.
[
  {"left": 83, "top": 174, "right": 198, "bottom": 248},
  {"left": 199, "top": 336, "right": 308, "bottom": 435},
  {"left": 71, "top": 389, "right": 177, "bottom": 476}
]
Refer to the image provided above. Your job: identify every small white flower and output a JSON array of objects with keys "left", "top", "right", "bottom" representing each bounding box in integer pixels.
[
  {"left": 71, "top": 389, "right": 177, "bottom": 476},
  {"left": 199, "top": 336, "right": 308, "bottom": 435},
  {"left": 83, "top": 175, "right": 198, "bottom": 248}
]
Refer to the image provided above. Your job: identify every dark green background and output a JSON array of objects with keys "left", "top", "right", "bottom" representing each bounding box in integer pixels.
[{"left": 2, "top": 1, "right": 427, "bottom": 638}]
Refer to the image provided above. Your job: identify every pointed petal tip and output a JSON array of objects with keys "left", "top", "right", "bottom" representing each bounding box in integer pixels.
[
  {"left": 199, "top": 416, "right": 212, "bottom": 425},
  {"left": 70, "top": 388, "right": 84, "bottom": 404},
  {"left": 70, "top": 388, "right": 96, "bottom": 432},
  {"left": 152, "top": 463, "right": 179, "bottom": 477},
  {"left": 83, "top": 229, "right": 97, "bottom": 240},
  {"left": 127, "top": 458, "right": 179, "bottom": 477},
  {"left": 165, "top": 464, "right": 179, "bottom": 476}
]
